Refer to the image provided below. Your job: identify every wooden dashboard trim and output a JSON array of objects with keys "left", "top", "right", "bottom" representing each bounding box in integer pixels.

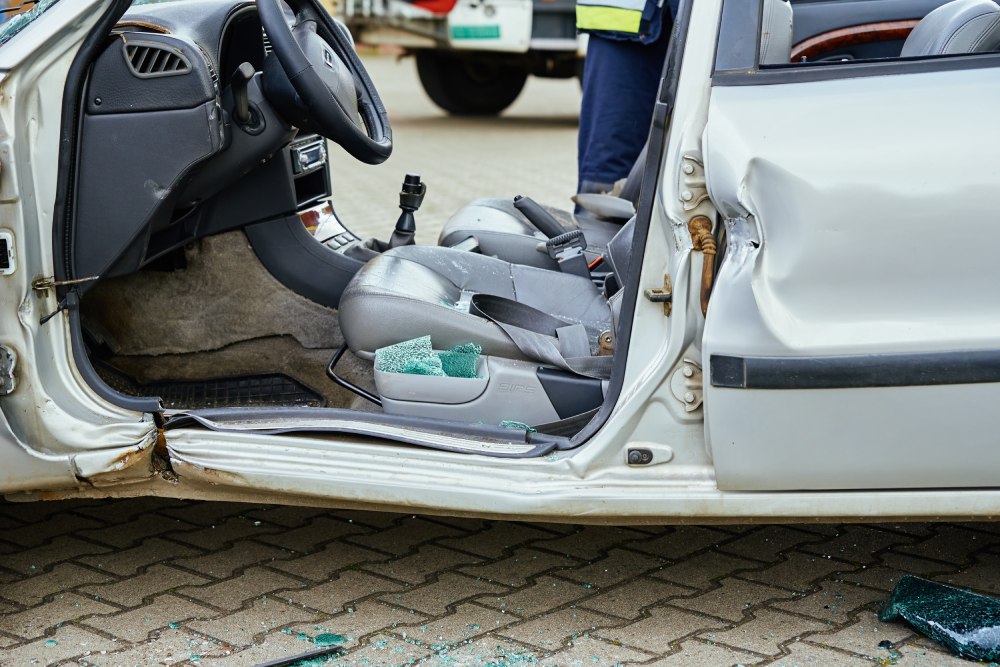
[
  {"left": 113, "top": 21, "right": 172, "bottom": 34},
  {"left": 790, "top": 20, "right": 920, "bottom": 62}
]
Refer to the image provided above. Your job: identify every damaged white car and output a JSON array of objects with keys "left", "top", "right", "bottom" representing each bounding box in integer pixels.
[{"left": 2, "top": 0, "right": 999, "bottom": 521}]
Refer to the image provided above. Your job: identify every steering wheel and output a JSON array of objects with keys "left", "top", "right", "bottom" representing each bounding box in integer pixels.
[{"left": 258, "top": 0, "right": 392, "bottom": 165}]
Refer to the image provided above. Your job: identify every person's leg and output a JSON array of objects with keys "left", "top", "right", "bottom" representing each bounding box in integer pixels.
[{"left": 577, "top": 28, "right": 671, "bottom": 194}]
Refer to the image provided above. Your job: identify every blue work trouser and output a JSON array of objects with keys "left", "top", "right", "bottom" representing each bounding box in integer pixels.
[{"left": 577, "top": 13, "right": 672, "bottom": 194}]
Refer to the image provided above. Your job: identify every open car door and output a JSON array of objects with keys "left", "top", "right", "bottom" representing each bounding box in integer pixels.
[
  {"left": 0, "top": 0, "right": 159, "bottom": 495},
  {"left": 702, "top": 0, "right": 1000, "bottom": 491}
]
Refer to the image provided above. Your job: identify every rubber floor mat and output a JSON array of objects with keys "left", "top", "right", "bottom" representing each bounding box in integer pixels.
[{"left": 95, "top": 362, "right": 325, "bottom": 409}]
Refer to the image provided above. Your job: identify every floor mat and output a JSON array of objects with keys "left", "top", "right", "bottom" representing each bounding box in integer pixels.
[
  {"left": 90, "top": 336, "right": 370, "bottom": 410},
  {"left": 96, "top": 362, "right": 325, "bottom": 409}
]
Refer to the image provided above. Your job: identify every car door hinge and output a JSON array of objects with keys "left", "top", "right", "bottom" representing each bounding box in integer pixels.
[
  {"left": 0, "top": 346, "right": 16, "bottom": 396},
  {"left": 669, "top": 358, "right": 703, "bottom": 412},
  {"left": 644, "top": 274, "right": 673, "bottom": 316},
  {"left": 679, "top": 154, "right": 710, "bottom": 211},
  {"left": 31, "top": 275, "right": 100, "bottom": 292}
]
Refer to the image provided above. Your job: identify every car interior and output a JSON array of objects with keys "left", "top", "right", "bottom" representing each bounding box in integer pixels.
[{"left": 57, "top": 0, "right": 1000, "bottom": 455}]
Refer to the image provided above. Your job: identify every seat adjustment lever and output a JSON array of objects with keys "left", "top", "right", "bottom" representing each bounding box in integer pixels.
[{"left": 513, "top": 195, "right": 570, "bottom": 238}]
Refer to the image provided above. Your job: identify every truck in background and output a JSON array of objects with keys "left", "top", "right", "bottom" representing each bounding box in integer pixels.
[{"left": 330, "top": 0, "right": 583, "bottom": 115}]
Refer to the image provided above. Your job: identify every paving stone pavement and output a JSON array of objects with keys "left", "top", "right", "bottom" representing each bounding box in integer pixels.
[
  {"left": 4, "top": 499, "right": 1000, "bottom": 666},
  {"left": 3, "top": 54, "right": 996, "bottom": 667}
]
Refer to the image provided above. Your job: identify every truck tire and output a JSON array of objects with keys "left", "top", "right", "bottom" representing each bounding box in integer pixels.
[{"left": 415, "top": 51, "right": 528, "bottom": 116}]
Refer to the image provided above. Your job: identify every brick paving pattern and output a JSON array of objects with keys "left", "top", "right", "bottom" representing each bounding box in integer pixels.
[{"left": 1, "top": 499, "right": 998, "bottom": 665}]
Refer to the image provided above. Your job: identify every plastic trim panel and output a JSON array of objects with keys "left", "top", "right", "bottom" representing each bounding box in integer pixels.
[{"left": 712, "top": 351, "right": 1000, "bottom": 389}]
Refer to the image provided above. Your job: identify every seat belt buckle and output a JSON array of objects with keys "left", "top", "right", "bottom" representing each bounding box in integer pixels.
[{"left": 546, "top": 230, "right": 590, "bottom": 278}]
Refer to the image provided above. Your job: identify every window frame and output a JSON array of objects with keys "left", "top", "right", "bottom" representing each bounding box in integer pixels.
[{"left": 713, "top": 0, "right": 1000, "bottom": 87}]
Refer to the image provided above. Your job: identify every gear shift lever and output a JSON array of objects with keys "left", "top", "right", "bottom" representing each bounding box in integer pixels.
[{"left": 388, "top": 173, "right": 426, "bottom": 248}]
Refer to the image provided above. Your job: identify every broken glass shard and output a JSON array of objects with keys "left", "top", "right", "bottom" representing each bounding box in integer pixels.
[{"left": 880, "top": 575, "right": 1000, "bottom": 661}]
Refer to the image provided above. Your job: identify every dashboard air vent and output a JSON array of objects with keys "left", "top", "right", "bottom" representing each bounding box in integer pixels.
[
  {"left": 262, "top": 28, "right": 273, "bottom": 55},
  {"left": 123, "top": 42, "right": 192, "bottom": 78}
]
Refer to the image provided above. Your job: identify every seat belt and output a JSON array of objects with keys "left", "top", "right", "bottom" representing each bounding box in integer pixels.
[
  {"left": 471, "top": 294, "right": 613, "bottom": 380},
  {"left": 544, "top": 230, "right": 591, "bottom": 278}
]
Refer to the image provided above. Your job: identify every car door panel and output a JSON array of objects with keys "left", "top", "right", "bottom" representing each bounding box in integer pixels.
[{"left": 703, "top": 66, "right": 1000, "bottom": 490}]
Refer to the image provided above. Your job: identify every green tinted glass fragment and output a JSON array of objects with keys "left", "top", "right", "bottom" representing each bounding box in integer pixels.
[
  {"left": 375, "top": 335, "right": 434, "bottom": 374},
  {"left": 500, "top": 420, "right": 536, "bottom": 432},
  {"left": 880, "top": 575, "right": 1000, "bottom": 661},
  {"left": 449, "top": 342, "right": 482, "bottom": 355},
  {"left": 439, "top": 348, "right": 480, "bottom": 379},
  {"left": 313, "top": 633, "right": 345, "bottom": 646},
  {"left": 376, "top": 338, "right": 481, "bottom": 378},
  {"left": 401, "top": 355, "right": 446, "bottom": 376}
]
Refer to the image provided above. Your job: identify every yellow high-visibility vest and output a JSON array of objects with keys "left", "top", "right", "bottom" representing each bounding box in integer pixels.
[{"left": 576, "top": 0, "right": 652, "bottom": 35}]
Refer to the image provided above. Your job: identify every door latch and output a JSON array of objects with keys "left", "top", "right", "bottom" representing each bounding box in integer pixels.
[
  {"left": 0, "top": 231, "right": 13, "bottom": 276},
  {"left": 644, "top": 275, "right": 673, "bottom": 316},
  {"left": 31, "top": 275, "right": 100, "bottom": 292},
  {"left": 0, "top": 346, "right": 15, "bottom": 396}
]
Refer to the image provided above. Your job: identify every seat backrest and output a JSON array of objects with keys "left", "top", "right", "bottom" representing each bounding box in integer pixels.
[
  {"left": 605, "top": 216, "right": 635, "bottom": 286},
  {"left": 618, "top": 142, "right": 647, "bottom": 205},
  {"left": 902, "top": 0, "right": 1000, "bottom": 57},
  {"left": 761, "top": 0, "right": 794, "bottom": 65}
]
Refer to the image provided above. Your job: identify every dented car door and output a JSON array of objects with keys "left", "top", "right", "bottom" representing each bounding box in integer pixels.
[{"left": 702, "top": 0, "right": 1000, "bottom": 491}]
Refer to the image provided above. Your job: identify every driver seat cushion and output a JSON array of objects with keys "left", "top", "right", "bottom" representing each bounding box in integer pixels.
[
  {"left": 901, "top": 0, "right": 1000, "bottom": 57},
  {"left": 438, "top": 197, "right": 624, "bottom": 270},
  {"left": 339, "top": 245, "right": 612, "bottom": 359}
]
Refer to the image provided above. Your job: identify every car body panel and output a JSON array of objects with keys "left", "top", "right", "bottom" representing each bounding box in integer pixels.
[
  {"left": 703, "top": 62, "right": 1000, "bottom": 489},
  {"left": 0, "top": 0, "right": 157, "bottom": 494},
  {"left": 0, "top": 397, "right": 77, "bottom": 493},
  {"left": 0, "top": 0, "right": 706, "bottom": 509},
  {"left": 17, "top": 423, "right": 1000, "bottom": 522},
  {"left": 6, "top": 0, "right": 1000, "bottom": 521}
]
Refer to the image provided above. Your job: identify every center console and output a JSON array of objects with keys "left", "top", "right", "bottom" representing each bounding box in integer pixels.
[
  {"left": 245, "top": 133, "right": 403, "bottom": 309},
  {"left": 303, "top": 202, "right": 363, "bottom": 254}
]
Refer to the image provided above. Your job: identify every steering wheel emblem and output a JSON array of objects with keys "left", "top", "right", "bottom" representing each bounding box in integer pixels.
[{"left": 323, "top": 48, "right": 335, "bottom": 69}]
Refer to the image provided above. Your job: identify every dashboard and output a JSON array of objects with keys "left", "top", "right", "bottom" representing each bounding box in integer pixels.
[{"left": 70, "top": 0, "right": 337, "bottom": 282}]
